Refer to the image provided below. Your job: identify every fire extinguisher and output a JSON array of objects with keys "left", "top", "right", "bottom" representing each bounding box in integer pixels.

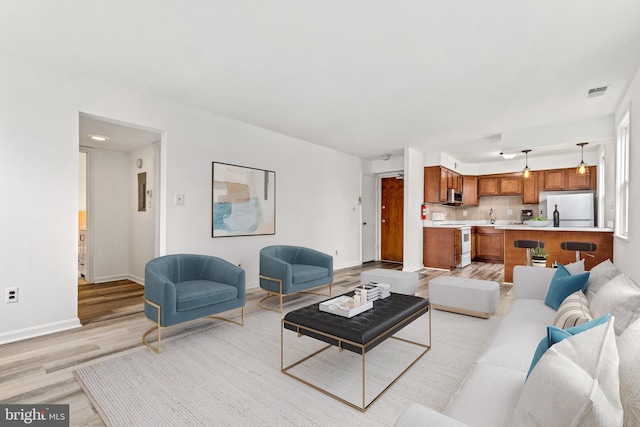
[{"left": 421, "top": 203, "right": 428, "bottom": 220}]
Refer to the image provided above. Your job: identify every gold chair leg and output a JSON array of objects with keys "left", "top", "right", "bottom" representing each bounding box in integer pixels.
[
  {"left": 258, "top": 275, "right": 333, "bottom": 313},
  {"left": 258, "top": 275, "right": 284, "bottom": 313},
  {"left": 142, "top": 304, "right": 245, "bottom": 353},
  {"left": 208, "top": 306, "right": 245, "bottom": 326},
  {"left": 258, "top": 292, "right": 284, "bottom": 313},
  {"left": 299, "top": 282, "right": 332, "bottom": 298},
  {"left": 142, "top": 299, "right": 162, "bottom": 353}
]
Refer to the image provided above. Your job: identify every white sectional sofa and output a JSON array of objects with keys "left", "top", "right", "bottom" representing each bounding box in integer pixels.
[{"left": 396, "top": 262, "right": 640, "bottom": 427}]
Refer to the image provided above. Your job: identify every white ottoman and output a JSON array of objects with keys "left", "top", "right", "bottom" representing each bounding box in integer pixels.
[
  {"left": 428, "top": 276, "right": 499, "bottom": 319},
  {"left": 360, "top": 268, "right": 419, "bottom": 295}
]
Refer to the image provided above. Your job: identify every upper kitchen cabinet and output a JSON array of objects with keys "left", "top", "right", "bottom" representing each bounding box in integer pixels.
[
  {"left": 566, "top": 167, "right": 597, "bottom": 190},
  {"left": 499, "top": 174, "right": 523, "bottom": 195},
  {"left": 543, "top": 167, "right": 597, "bottom": 191},
  {"left": 522, "top": 172, "right": 538, "bottom": 204},
  {"left": 478, "top": 177, "right": 499, "bottom": 196},
  {"left": 447, "top": 169, "right": 463, "bottom": 193},
  {"left": 462, "top": 176, "right": 478, "bottom": 206},
  {"left": 543, "top": 169, "right": 565, "bottom": 190},
  {"left": 424, "top": 166, "right": 444, "bottom": 203},
  {"left": 478, "top": 174, "right": 522, "bottom": 197},
  {"left": 424, "top": 166, "right": 463, "bottom": 203}
]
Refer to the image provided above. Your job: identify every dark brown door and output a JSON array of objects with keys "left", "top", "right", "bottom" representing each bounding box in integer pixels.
[{"left": 381, "top": 177, "right": 404, "bottom": 262}]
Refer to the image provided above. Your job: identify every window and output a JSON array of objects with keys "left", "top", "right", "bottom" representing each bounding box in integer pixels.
[{"left": 615, "top": 107, "right": 630, "bottom": 239}]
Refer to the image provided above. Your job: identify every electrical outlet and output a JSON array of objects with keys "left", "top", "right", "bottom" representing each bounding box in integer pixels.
[
  {"left": 5, "top": 287, "right": 19, "bottom": 303},
  {"left": 175, "top": 194, "right": 184, "bottom": 205},
  {"left": 335, "top": 250, "right": 338, "bottom": 256},
  {"left": 462, "top": 210, "right": 467, "bottom": 217}
]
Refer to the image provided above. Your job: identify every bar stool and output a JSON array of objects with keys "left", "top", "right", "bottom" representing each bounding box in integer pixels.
[
  {"left": 560, "top": 241, "right": 597, "bottom": 262},
  {"left": 514, "top": 240, "right": 545, "bottom": 266}
]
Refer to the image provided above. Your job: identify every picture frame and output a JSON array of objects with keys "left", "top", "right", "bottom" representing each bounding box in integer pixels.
[{"left": 212, "top": 162, "right": 276, "bottom": 237}]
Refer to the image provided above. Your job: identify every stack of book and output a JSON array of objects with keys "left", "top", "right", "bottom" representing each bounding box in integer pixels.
[
  {"left": 374, "top": 283, "right": 392, "bottom": 299},
  {"left": 355, "top": 284, "right": 379, "bottom": 302}
]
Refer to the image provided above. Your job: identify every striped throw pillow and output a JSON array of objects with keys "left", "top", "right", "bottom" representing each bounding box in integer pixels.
[{"left": 553, "top": 290, "right": 593, "bottom": 329}]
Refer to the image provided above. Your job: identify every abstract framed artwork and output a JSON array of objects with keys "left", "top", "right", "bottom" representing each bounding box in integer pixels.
[{"left": 212, "top": 162, "right": 276, "bottom": 237}]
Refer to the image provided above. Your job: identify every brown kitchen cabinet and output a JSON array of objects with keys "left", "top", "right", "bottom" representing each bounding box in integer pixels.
[
  {"left": 470, "top": 227, "right": 477, "bottom": 260},
  {"left": 447, "top": 169, "right": 463, "bottom": 193},
  {"left": 474, "top": 226, "right": 504, "bottom": 262},
  {"left": 462, "top": 176, "right": 478, "bottom": 206},
  {"left": 523, "top": 172, "right": 538, "bottom": 204},
  {"left": 566, "top": 166, "right": 597, "bottom": 190},
  {"left": 543, "top": 169, "right": 566, "bottom": 190},
  {"left": 478, "top": 177, "right": 500, "bottom": 196},
  {"left": 423, "top": 227, "right": 461, "bottom": 269},
  {"left": 424, "top": 166, "right": 463, "bottom": 203},
  {"left": 499, "top": 174, "right": 523, "bottom": 195},
  {"left": 542, "top": 167, "right": 597, "bottom": 191},
  {"left": 478, "top": 175, "right": 523, "bottom": 197},
  {"left": 424, "top": 166, "right": 445, "bottom": 203}
]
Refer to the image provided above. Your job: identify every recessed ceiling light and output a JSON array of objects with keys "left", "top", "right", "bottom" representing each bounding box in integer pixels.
[
  {"left": 89, "top": 134, "right": 109, "bottom": 141},
  {"left": 500, "top": 152, "right": 517, "bottom": 160},
  {"left": 586, "top": 86, "right": 607, "bottom": 98}
]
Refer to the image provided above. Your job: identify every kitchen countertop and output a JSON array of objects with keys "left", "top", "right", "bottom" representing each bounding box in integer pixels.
[
  {"left": 496, "top": 225, "right": 613, "bottom": 233},
  {"left": 423, "top": 221, "right": 612, "bottom": 233}
]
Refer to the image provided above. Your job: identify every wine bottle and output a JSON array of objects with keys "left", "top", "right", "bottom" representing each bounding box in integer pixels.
[{"left": 553, "top": 204, "right": 560, "bottom": 227}]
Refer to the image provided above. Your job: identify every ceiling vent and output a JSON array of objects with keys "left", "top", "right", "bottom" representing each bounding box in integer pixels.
[{"left": 587, "top": 86, "right": 608, "bottom": 98}]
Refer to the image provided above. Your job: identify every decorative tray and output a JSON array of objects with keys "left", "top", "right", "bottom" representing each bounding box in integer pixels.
[{"left": 319, "top": 295, "right": 373, "bottom": 318}]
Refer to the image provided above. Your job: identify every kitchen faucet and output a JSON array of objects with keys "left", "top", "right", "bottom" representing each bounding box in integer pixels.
[{"left": 489, "top": 208, "right": 496, "bottom": 224}]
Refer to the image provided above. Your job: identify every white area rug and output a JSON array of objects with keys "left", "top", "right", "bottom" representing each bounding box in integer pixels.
[{"left": 75, "top": 299, "right": 499, "bottom": 427}]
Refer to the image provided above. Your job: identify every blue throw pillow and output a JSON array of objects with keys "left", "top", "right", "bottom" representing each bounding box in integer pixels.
[
  {"left": 526, "top": 313, "right": 612, "bottom": 379},
  {"left": 544, "top": 263, "right": 590, "bottom": 309}
]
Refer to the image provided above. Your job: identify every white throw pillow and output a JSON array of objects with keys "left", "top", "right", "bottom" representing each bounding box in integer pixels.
[
  {"left": 553, "top": 290, "right": 592, "bottom": 329},
  {"left": 512, "top": 317, "right": 622, "bottom": 427},
  {"left": 564, "top": 259, "right": 585, "bottom": 275},
  {"left": 590, "top": 273, "right": 640, "bottom": 335},
  {"left": 585, "top": 259, "right": 621, "bottom": 301},
  {"left": 618, "top": 317, "right": 640, "bottom": 427}
]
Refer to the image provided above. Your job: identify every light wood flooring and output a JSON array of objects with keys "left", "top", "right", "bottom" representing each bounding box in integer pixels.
[{"left": 0, "top": 261, "right": 510, "bottom": 426}]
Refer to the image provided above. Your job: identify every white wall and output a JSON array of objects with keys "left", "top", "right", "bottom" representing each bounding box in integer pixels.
[
  {"left": 612, "top": 64, "right": 640, "bottom": 283},
  {"left": 91, "top": 149, "right": 130, "bottom": 283},
  {"left": 403, "top": 147, "right": 425, "bottom": 271},
  {"left": 0, "top": 52, "right": 362, "bottom": 344},
  {"left": 79, "top": 153, "right": 87, "bottom": 210},
  {"left": 129, "top": 144, "right": 157, "bottom": 284}
]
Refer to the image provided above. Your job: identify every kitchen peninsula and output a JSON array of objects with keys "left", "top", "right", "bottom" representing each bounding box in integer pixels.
[{"left": 497, "top": 225, "right": 614, "bottom": 282}]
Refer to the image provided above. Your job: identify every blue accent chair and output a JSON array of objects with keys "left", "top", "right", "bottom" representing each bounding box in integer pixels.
[
  {"left": 259, "top": 245, "right": 333, "bottom": 313},
  {"left": 143, "top": 254, "right": 245, "bottom": 353}
]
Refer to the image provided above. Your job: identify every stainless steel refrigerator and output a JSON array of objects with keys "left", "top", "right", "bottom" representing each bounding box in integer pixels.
[{"left": 546, "top": 193, "right": 595, "bottom": 227}]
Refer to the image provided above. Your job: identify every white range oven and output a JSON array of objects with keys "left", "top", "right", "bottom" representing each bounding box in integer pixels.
[{"left": 458, "top": 226, "right": 472, "bottom": 268}]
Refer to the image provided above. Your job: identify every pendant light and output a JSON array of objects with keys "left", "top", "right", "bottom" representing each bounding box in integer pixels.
[
  {"left": 522, "top": 149, "right": 531, "bottom": 178},
  {"left": 576, "top": 142, "right": 589, "bottom": 175}
]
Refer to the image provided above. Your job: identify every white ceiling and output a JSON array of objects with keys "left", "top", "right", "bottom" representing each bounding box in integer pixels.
[
  {"left": 79, "top": 114, "right": 161, "bottom": 152},
  {"left": 3, "top": 1, "right": 640, "bottom": 162}
]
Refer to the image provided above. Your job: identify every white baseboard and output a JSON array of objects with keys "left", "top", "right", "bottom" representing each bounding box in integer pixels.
[
  {"left": 403, "top": 264, "right": 424, "bottom": 272},
  {"left": 0, "top": 318, "right": 82, "bottom": 345},
  {"left": 93, "top": 274, "right": 128, "bottom": 284},
  {"left": 128, "top": 274, "right": 144, "bottom": 286},
  {"left": 334, "top": 261, "right": 363, "bottom": 270}
]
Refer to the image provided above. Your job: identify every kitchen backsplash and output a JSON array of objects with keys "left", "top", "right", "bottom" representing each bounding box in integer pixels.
[{"left": 426, "top": 196, "right": 540, "bottom": 224}]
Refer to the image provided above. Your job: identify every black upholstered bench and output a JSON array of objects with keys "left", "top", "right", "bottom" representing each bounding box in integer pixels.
[
  {"left": 283, "top": 293, "right": 429, "bottom": 353},
  {"left": 281, "top": 292, "right": 431, "bottom": 411}
]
